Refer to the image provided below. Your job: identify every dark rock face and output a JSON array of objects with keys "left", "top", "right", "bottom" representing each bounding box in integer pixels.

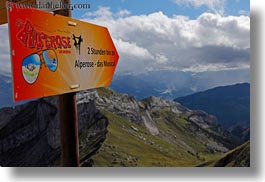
[
  {"left": 77, "top": 90, "right": 143, "bottom": 125},
  {"left": 0, "top": 97, "right": 108, "bottom": 167}
]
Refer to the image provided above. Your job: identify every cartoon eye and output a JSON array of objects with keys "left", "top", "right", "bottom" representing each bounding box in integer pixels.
[
  {"left": 22, "top": 54, "right": 41, "bottom": 84},
  {"left": 43, "top": 49, "right": 58, "bottom": 72}
]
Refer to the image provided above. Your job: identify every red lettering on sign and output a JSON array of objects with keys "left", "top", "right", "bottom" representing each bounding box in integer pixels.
[{"left": 16, "top": 20, "right": 71, "bottom": 50}]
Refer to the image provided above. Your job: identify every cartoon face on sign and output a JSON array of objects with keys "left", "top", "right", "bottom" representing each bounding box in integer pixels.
[{"left": 22, "top": 49, "right": 58, "bottom": 84}]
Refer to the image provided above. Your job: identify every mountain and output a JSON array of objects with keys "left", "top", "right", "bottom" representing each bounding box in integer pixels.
[
  {"left": 82, "top": 88, "right": 243, "bottom": 166},
  {"left": 0, "top": 87, "right": 247, "bottom": 167},
  {"left": 174, "top": 83, "right": 250, "bottom": 141},
  {"left": 0, "top": 75, "right": 13, "bottom": 107},
  {"left": 0, "top": 75, "right": 28, "bottom": 108},
  {"left": 110, "top": 69, "right": 250, "bottom": 100},
  {"left": 0, "top": 69, "right": 250, "bottom": 108},
  {"left": 198, "top": 141, "right": 250, "bottom": 167},
  {"left": 110, "top": 71, "right": 194, "bottom": 100},
  {"left": 0, "top": 96, "right": 108, "bottom": 167}
]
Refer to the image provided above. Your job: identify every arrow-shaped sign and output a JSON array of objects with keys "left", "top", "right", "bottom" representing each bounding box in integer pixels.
[{"left": 7, "top": 2, "right": 119, "bottom": 101}]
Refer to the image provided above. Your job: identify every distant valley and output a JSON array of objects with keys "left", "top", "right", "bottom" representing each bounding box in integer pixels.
[
  {"left": 110, "top": 69, "right": 250, "bottom": 100},
  {"left": 0, "top": 69, "right": 250, "bottom": 108},
  {"left": 175, "top": 83, "right": 250, "bottom": 141}
]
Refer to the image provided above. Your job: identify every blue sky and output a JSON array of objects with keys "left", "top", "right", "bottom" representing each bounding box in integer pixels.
[{"left": 72, "top": 0, "right": 250, "bottom": 19}]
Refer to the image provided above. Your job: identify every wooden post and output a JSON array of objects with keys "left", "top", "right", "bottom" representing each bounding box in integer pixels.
[
  {"left": 56, "top": 0, "right": 80, "bottom": 167},
  {"left": 59, "top": 92, "right": 80, "bottom": 167}
]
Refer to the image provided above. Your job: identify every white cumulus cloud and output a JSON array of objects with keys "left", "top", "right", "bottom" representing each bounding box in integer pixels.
[
  {"left": 81, "top": 7, "right": 250, "bottom": 74},
  {"left": 0, "top": 7, "right": 250, "bottom": 77}
]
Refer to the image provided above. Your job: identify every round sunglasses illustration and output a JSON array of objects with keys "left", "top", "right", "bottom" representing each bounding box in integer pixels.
[{"left": 22, "top": 49, "right": 58, "bottom": 84}]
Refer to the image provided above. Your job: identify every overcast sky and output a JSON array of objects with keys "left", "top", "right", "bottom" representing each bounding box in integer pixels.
[{"left": 0, "top": 0, "right": 250, "bottom": 76}]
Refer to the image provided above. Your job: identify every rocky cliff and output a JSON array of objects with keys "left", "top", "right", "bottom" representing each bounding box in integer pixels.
[{"left": 0, "top": 97, "right": 108, "bottom": 167}]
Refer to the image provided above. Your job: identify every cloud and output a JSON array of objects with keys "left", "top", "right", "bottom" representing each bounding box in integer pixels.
[
  {"left": 82, "top": 6, "right": 113, "bottom": 20},
  {"left": 172, "top": 0, "right": 225, "bottom": 14},
  {"left": 0, "top": 8, "right": 250, "bottom": 77},
  {"left": 114, "top": 39, "right": 154, "bottom": 60},
  {"left": 81, "top": 7, "right": 250, "bottom": 74},
  {"left": 155, "top": 54, "right": 168, "bottom": 64},
  {"left": 0, "top": 24, "right": 12, "bottom": 77},
  {"left": 112, "top": 39, "right": 155, "bottom": 73},
  {"left": 82, "top": 6, "right": 131, "bottom": 19},
  {"left": 116, "top": 9, "right": 131, "bottom": 17}
]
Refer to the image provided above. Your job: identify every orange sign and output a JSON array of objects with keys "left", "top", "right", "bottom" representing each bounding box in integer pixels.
[
  {"left": 7, "top": 2, "right": 119, "bottom": 101},
  {"left": 0, "top": 0, "right": 36, "bottom": 25}
]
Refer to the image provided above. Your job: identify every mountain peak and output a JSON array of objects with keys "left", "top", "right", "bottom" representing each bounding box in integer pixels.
[
  {"left": 175, "top": 83, "right": 250, "bottom": 141},
  {"left": 140, "top": 96, "right": 190, "bottom": 114}
]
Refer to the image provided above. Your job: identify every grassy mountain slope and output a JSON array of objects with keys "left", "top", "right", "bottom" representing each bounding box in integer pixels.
[
  {"left": 87, "top": 88, "right": 243, "bottom": 167},
  {"left": 198, "top": 141, "right": 250, "bottom": 167},
  {"left": 92, "top": 110, "right": 220, "bottom": 167}
]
